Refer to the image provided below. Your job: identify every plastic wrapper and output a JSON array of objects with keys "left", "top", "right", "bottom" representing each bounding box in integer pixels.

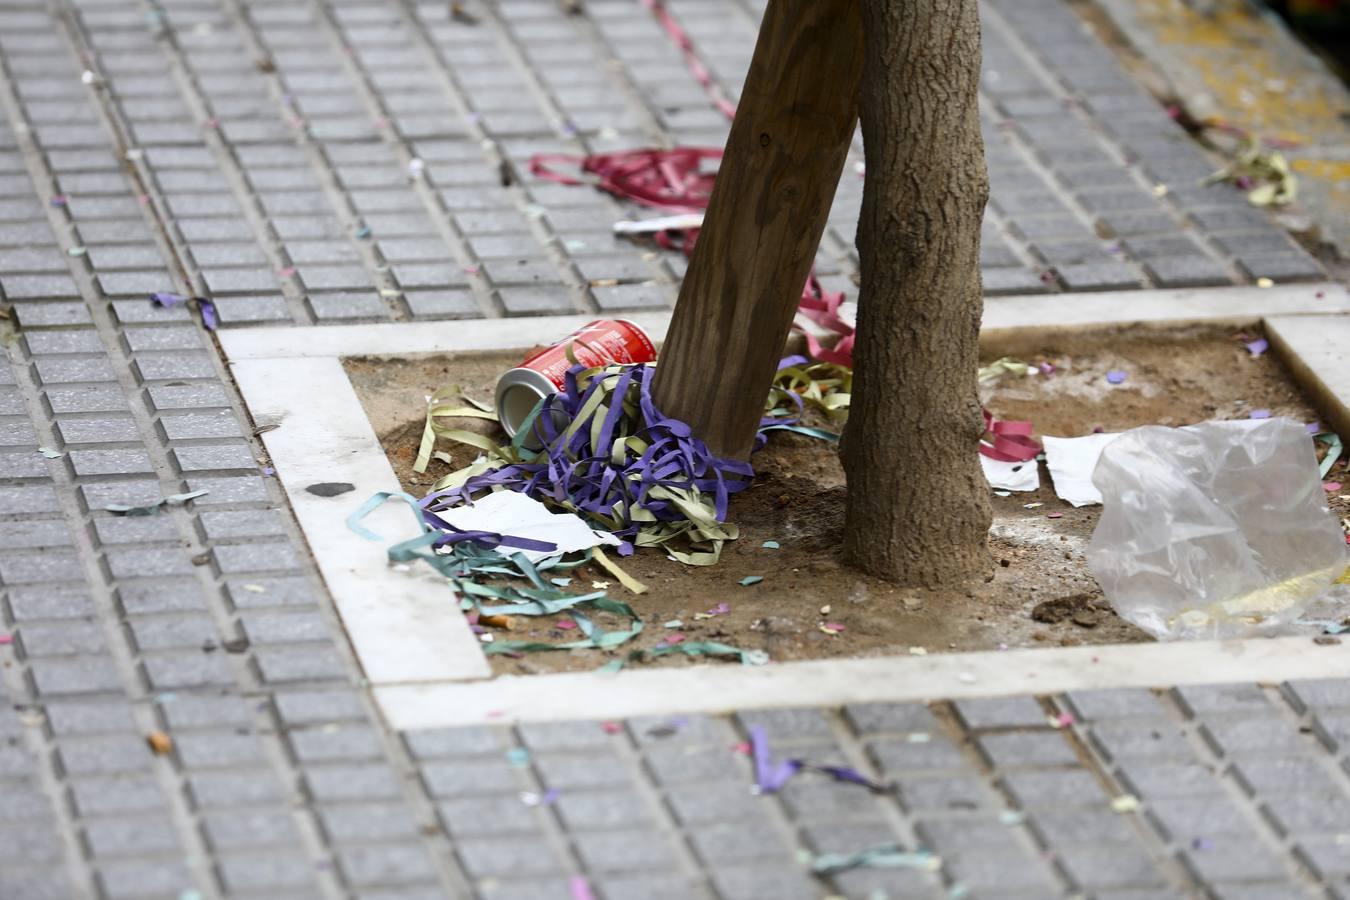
[{"left": 1087, "top": 419, "right": 1347, "bottom": 640}]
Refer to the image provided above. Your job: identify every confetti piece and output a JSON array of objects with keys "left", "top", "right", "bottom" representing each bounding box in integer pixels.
[
  {"left": 67, "top": 246, "right": 87, "bottom": 256},
  {"left": 819, "top": 622, "right": 845, "bottom": 635},
  {"left": 999, "top": 810, "right": 1027, "bottom": 825},
  {"left": 601, "top": 721, "right": 622, "bottom": 734},
  {"left": 762, "top": 540, "right": 780, "bottom": 549},
  {"left": 1106, "top": 370, "right": 1127, "bottom": 384},
  {"left": 1046, "top": 511, "right": 1064, "bottom": 519},
  {"left": 355, "top": 225, "right": 371, "bottom": 238},
  {"left": 1257, "top": 277, "right": 1274, "bottom": 288},
  {"left": 519, "top": 788, "right": 560, "bottom": 806},
  {"left": 38, "top": 447, "right": 63, "bottom": 459},
  {"left": 820, "top": 604, "right": 831, "bottom": 615},
  {"left": 1023, "top": 502, "right": 1043, "bottom": 509},
  {"left": 1111, "top": 794, "right": 1141, "bottom": 813},
  {"left": 1326, "top": 482, "right": 1342, "bottom": 492},
  {"left": 145, "top": 731, "right": 173, "bottom": 755},
  {"left": 662, "top": 633, "right": 687, "bottom": 644},
  {"left": 1245, "top": 338, "right": 1269, "bottom": 357},
  {"left": 1049, "top": 712, "right": 1075, "bottom": 728},
  {"left": 241, "top": 584, "right": 266, "bottom": 593},
  {"left": 555, "top": 619, "right": 576, "bottom": 630},
  {"left": 905, "top": 731, "right": 931, "bottom": 743},
  {"left": 908, "top": 646, "right": 928, "bottom": 656},
  {"left": 505, "top": 747, "right": 530, "bottom": 767},
  {"left": 958, "top": 672, "right": 977, "bottom": 684},
  {"left": 663, "top": 619, "right": 683, "bottom": 628},
  {"left": 590, "top": 581, "right": 610, "bottom": 589},
  {"left": 0, "top": 634, "right": 11, "bottom": 645},
  {"left": 1249, "top": 409, "right": 1271, "bottom": 419},
  {"left": 739, "top": 575, "right": 763, "bottom": 586}
]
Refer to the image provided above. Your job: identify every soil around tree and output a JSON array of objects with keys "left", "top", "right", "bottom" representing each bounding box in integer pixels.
[{"left": 343, "top": 325, "right": 1346, "bottom": 676}]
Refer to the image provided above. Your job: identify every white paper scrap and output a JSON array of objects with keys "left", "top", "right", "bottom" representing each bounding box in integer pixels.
[
  {"left": 1042, "top": 433, "right": 1123, "bottom": 507},
  {"left": 613, "top": 212, "right": 705, "bottom": 235},
  {"left": 980, "top": 453, "right": 1040, "bottom": 493},
  {"left": 433, "top": 490, "right": 620, "bottom": 563}
]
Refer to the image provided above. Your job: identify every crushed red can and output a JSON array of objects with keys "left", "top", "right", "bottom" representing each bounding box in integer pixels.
[{"left": 495, "top": 318, "right": 657, "bottom": 446}]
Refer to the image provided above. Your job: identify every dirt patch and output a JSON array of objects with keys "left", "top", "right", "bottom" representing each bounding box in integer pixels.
[{"left": 343, "top": 326, "right": 1345, "bottom": 675}]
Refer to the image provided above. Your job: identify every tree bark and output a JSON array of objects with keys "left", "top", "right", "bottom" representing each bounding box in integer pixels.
[
  {"left": 651, "top": 0, "right": 864, "bottom": 461},
  {"left": 841, "top": 0, "right": 992, "bottom": 586}
]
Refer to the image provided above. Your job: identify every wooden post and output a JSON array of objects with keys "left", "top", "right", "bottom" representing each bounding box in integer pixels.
[{"left": 650, "top": 0, "right": 864, "bottom": 461}]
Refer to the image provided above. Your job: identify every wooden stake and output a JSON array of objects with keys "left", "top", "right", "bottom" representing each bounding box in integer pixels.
[{"left": 651, "top": 0, "right": 864, "bottom": 460}]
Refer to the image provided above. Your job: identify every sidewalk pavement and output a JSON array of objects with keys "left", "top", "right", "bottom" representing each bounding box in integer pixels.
[{"left": 0, "top": 0, "right": 1343, "bottom": 897}]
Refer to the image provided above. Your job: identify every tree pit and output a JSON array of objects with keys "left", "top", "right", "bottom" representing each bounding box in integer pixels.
[{"left": 344, "top": 325, "right": 1346, "bottom": 676}]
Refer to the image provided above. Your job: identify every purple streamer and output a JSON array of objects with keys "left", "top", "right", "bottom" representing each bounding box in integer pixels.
[
  {"left": 750, "top": 727, "right": 890, "bottom": 795},
  {"left": 749, "top": 725, "right": 800, "bottom": 793},
  {"left": 807, "top": 764, "right": 891, "bottom": 793},
  {"left": 198, "top": 298, "right": 218, "bottom": 331},
  {"left": 150, "top": 292, "right": 218, "bottom": 331}
]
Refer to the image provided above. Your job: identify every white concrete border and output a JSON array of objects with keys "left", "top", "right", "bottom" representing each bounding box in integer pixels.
[
  {"left": 231, "top": 357, "right": 491, "bottom": 683},
  {"left": 219, "top": 282, "right": 1347, "bottom": 360},
  {"left": 374, "top": 636, "right": 1350, "bottom": 727},
  {"left": 222, "top": 283, "right": 1350, "bottom": 727}
]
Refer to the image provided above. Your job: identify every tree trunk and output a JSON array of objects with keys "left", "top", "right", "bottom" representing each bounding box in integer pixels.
[
  {"left": 841, "top": 0, "right": 992, "bottom": 586},
  {"left": 651, "top": 0, "right": 865, "bottom": 461}
]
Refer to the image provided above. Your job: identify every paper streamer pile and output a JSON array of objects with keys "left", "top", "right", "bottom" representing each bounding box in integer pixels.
[{"left": 426, "top": 361, "right": 751, "bottom": 566}]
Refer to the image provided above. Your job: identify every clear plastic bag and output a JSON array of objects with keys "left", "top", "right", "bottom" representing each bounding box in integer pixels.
[{"left": 1086, "top": 418, "right": 1347, "bottom": 640}]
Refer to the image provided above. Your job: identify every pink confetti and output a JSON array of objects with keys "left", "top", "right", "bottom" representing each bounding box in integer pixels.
[
  {"left": 732, "top": 741, "right": 751, "bottom": 755},
  {"left": 662, "top": 633, "right": 686, "bottom": 645},
  {"left": 1325, "top": 482, "right": 1342, "bottom": 493},
  {"left": 1038, "top": 362, "right": 1056, "bottom": 375},
  {"left": 49, "top": 195, "right": 68, "bottom": 206},
  {"left": 569, "top": 875, "right": 595, "bottom": 900},
  {"left": 601, "top": 721, "right": 622, "bottom": 734},
  {"left": 1046, "top": 512, "right": 1064, "bottom": 519},
  {"left": 822, "top": 622, "right": 845, "bottom": 633},
  {"left": 1053, "top": 712, "right": 1075, "bottom": 727},
  {"left": 707, "top": 602, "right": 729, "bottom": 616},
  {"left": 463, "top": 265, "right": 481, "bottom": 275},
  {"left": 204, "top": 117, "right": 220, "bottom": 129},
  {"left": 0, "top": 634, "right": 12, "bottom": 645},
  {"left": 556, "top": 619, "right": 577, "bottom": 630},
  {"left": 278, "top": 266, "right": 297, "bottom": 278}
]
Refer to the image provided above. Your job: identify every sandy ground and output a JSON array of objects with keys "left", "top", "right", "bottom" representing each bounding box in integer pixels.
[{"left": 344, "top": 325, "right": 1347, "bottom": 675}]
